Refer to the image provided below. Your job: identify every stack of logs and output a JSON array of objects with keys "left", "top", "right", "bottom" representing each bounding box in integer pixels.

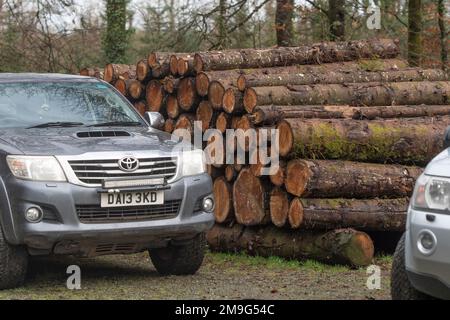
[{"left": 84, "top": 38, "right": 450, "bottom": 267}]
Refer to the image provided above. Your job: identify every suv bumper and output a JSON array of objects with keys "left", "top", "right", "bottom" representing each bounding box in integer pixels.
[
  {"left": 0, "top": 173, "right": 214, "bottom": 255},
  {"left": 406, "top": 207, "right": 450, "bottom": 299}
]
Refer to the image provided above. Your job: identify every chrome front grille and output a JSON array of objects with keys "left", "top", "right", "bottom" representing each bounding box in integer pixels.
[
  {"left": 76, "top": 200, "right": 182, "bottom": 223},
  {"left": 68, "top": 157, "right": 177, "bottom": 185}
]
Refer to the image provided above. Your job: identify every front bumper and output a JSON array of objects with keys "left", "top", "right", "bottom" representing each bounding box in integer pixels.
[
  {"left": 0, "top": 173, "right": 214, "bottom": 255},
  {"left": 406, "top": 207, "right": 450, "bottom": 299}
]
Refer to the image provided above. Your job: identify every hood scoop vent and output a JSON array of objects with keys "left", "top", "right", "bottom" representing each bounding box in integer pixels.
[{"left": 76, "top": 131, "right": 131, "bottom": 138}]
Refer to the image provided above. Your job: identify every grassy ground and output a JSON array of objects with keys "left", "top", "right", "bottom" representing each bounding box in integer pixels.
[{"left": 0, "top": 251, "right": 393, "bottom": 300}]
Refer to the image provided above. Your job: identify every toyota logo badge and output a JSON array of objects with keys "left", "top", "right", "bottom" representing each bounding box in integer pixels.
[{"left": 118, "top": 157, "right": 139, "bottom": 172}]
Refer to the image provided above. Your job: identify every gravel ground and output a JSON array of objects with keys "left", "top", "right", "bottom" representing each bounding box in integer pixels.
[{"left": 0, "top": 252, "right": 392, "bottom": 300}]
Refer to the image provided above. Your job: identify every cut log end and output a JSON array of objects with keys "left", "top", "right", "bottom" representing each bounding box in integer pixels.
[
  {"left": 269, "top": 162, "right": 285, "bottom": 187},
  {"left": 224, "top": 165, "right": 237, "bottom": 182},
  {"left": 146, "top": 81, "right": 164, "bottom": 112},
  {"left": 223, "top": 88, "right": 238, "bottom": 114},
  {"left": 285, "top": 159, "right": 311, "bottom": 197},
  {"left": 233, "top": 169, "right": 266, "bottom": 226},
  {"left": 193, "top": 53, "right": 203, "bottom": 73},
  {"left": 213, "top": 177, "right": 233, "bottom": 223},
  {"left": 136, "top": 60, "right": 149, "bottom": 82},
  {"left": 237, "top": 74, "right": 246, "bottom": 91},
  {"left": 269, "top": 188, "right": 289, "bottom": 227},
  {"left": 114, "top": 78, "right": 126, "bottom": 95},
  {"left": 195, "top": 72, "right": 210, "bottom": 97},
  {"left": 208, "top": 81, "right": 225, "bottom": 110},
  {"left": 177, "top": 78, "right": 198, "bottom": 111},
  {"left": 277, "top": 120, "right": 294, "bottom": 157},
  {"left": 177, "top": 58, "right": 189, "bottom": 76},
  {"left": 243, "top": 88, "right": 257, "bottom": 113},
  {"left": 342, "top": 230, "right": 375, "bottom": 267},
  {"left": 103, "top": 64, "right": 114, "bottom": 83},
  {"left": 129, "top": 80, "right": 143, "bottom": 100},
  {"left": 133, "top": 101, "right": 147, "bottom": 116},
  {"left": 216, "top": 112, "right": 230, "bottom": 133},
  {"left": 147, "top": 52, "right": 157, "bottom": 67},
  {"left": 169, "top": 55, "right": 179, "bottom": 75},
  {"left": 288, "top": 198, "right": 304, "bottom": 229},
  {"left": 196, "top": 101, "right": 214, "bottom": 132},
  {"left": 166, "top": 95, "right": 180, "bottom": 119},
  {"left": 164, "top": 118, "right": 175, "bottom": 133}
]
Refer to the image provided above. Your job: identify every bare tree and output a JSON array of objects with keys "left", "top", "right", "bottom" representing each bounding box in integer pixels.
[
  {"left": 408, "top": 0, "right": 422, "bottom": 66},
  {"left": 437, "top": 0, "right": 448, "bottom": 70},
  {"left": 328, "top": 0, "right": 345, "bottom": 40},
  {"left": 275, "top": 0, "right": 294, "bottom": 46}
]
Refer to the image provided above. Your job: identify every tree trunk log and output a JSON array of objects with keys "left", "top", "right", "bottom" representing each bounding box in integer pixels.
[
  {"left": 104, "top": 64, "right": 136, "bottom": 83},
  {"left": 269, "top": 160, "right": 286, "bottom": 187},
  {"left": 243, "top": 81, "right": 450, "bottom": 113},
  {"left": 213, "top": 177, "right": 234, "bottom": 223},
  {"left": 236, "top": 58, "right": 409, "bottom": 90},
  {"left": 128, "top": 80, "right": 145, "bottom": 100},
  {"left": 223, "top": 87, "right": 245, "bottom": 114},
  {"left": 270, "top": 187, "right": 290, "bottom": 227},
  {"left": 133, "top": 101, "right": 147, "bottom": 116},
  {"left": 241, "top": 68, "right": 447, "bottom": 89},
  {"left": 194, "top": 38, "right": 399, "bottom": 72},
  {"left": 296, "top": 198, "right": 408, "bottom": 232},
  {"left": 286, "top": 116, "right": 449, "bottom": 165},
  {"left": 177, "top": 77, "right": 199, "bottom": 111},
  {"left": 233, "top": 169, "right": 270, "bottom": 226},
  {"left": 206, "top": 224, "right": 375, "bottom": 267},
  {"left": 196, "top": 100, "right": 216, "bottom": 132},
  {"left": 163, "top": 118, "right": 175, "bottom": 133},
  {"left": 285, "top": 159, "right": 423, "bottom": 198},
  {"left": 250, "top": 104, "right": 450, "bottom": 124},
  {"left": 166, "top": 95, "right": 180, "bottom": 119},
  {"left": 177, "top": 54, "right": 195, "bottom": 76},
  {"left": 196, "top": 70, "right": 243, "bottom": 96},
  {"left": 162, "top": 76, "right": 180, "bottom": 94},
  {"left": 136, "top": 60, "right": 151, "bottom": 82},
  {"left": 146, "top": 80, "right": 165, "bottom": 112}
]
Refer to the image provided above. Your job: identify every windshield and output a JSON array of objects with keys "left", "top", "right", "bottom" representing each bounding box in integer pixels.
[{"left": 0, "top": 81, "right": 144, "bottom": 128}]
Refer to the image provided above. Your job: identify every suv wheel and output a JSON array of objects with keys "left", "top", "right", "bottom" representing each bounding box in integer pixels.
[
  {"left": 0, "top": 225, "right": 28, "bottom": 289},
  {"left": 149, "top": 233, "right": 206, "bottom": 275},
  {"left": 391, "top": 233, "right": 432, "bottom": 300}
]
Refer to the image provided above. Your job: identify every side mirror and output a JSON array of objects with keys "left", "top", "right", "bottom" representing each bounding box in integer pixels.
[
  {"left": 144, "top": 112, "right": 165, "bottom": 130},
  {"left": 444, "top": 126, "right": 450, "bottom": 150}
]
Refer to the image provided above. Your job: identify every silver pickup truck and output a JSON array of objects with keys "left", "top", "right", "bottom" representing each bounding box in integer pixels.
[{"left": 0, "top": 73, "right": 215, "bottom": 289}]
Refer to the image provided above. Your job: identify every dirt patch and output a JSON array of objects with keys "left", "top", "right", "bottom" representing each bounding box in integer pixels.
[{"left": 0, "top": 252, "right": 392, "bottom": 300}]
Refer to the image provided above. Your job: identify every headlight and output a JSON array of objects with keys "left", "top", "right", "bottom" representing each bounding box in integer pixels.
[
  {"left": 6, "top": 156, "right": 66, "bottom": 181},
  {"left": 413, "top": 174, "right": 450, "bottom": 211},
  {"left": 181, "top": 149, "right": 206, "bottom": 177}
]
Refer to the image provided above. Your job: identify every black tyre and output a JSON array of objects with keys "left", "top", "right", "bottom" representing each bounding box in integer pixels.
[
  {"left": 0, "top": 225, "right": 28, "bottom": 289},
  {"left": 149, "top": 233, "right": 206, "bottom": 276},
  {"left": 391, "top": 233, "right": 431, "bottom": 300}
]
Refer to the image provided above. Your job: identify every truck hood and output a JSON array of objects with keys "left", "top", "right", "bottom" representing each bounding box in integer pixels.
[
  {"left": 424, "top": 148, "right": 450, "bottom": 177},
  {"left": 0, "top": 127, "right": 184, "bottom": 156}
]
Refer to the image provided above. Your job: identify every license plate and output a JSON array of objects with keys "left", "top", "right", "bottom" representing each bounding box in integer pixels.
[{"left": 100, "top": 191, "right": 164, "bottom": 208}]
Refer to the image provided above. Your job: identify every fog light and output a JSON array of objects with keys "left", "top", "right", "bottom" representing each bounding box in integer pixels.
[
  {"left": 25, "top": 207, "right": 43, "bottom": 223},
  {"left": 417, "top": 230, "right": 437, "bottom": 255},
  {"left": 202, "top": 197, "right": 214, "bottom": 212}
]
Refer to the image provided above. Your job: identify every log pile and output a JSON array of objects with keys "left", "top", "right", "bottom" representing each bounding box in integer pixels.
[{"left": 81, "top": 38, "right": 450, "bottom": 267}]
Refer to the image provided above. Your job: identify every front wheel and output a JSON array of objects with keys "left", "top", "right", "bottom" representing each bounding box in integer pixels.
[
  {"left": 0, "top": 226, "right": 28, "bottom": 290},
  {"left": 149, "top": 233, "right": 206, "bottom": 276},
  {"left": 391, "top": 233, "right": 432, "bottom": 300}
]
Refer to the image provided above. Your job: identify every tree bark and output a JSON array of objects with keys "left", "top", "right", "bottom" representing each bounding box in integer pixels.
[
  {"left": 286, "top": 116, "right": 450, "bottom": 165},
  {"left": 328, "top": 0, "right": 345, "bottom": 41},
  {"left": 243, "top": 81, "right": 450, "bottom": 113},
  {"left": 236, "top": 58, "right": 409, "bottom": 90},
  {"left": 207, "top": 224, "right": 375, "bottom": 267},
  {"left": 275, "top": 0, "right": 295, "bottom": 46},
  {"left": 240, "top": 68, "right": 447, "bottom": 89},
  {"left": 437, "top": 0, "right": 448, "bottom": 70},
  {"left": 284, "top": 159, "right": 423, "bottom": 198},
  {"left": 294, "top": 198, "right": 408, "bottom": 232},
  {"left": 194, "top": 38, "right": 399, "bottom": 72},
  {"left": 408, "top": 0, "right": 422, "bottom": 66},
  {"left": 250, "top": 104, "right": 450, "bottom": 124},
  {"left": 213, "top": 177, "right": 234, "bottom": 223}
]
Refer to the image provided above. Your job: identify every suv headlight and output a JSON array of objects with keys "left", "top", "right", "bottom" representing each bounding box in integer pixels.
[
  {"left": 413, "top": 174, "right": 450, "bottom": 211},
  {"left": 6, "top": 156, "right": 66, "bottom": 181},
  {"left": 181, "top": 149, "right": 206, "bottom": 177}
]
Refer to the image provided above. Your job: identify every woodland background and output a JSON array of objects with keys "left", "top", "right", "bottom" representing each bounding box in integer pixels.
[{"left": 0, "top": 0, "right": 448, "bottom": 73}]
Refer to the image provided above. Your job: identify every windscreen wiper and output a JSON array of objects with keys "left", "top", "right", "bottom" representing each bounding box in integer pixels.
[
  {"left": 27, "top": 121, "right": 85, "bottom": 129},
  {"left": 87, "top": 121, "right": 142, "bottom": 127}
]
